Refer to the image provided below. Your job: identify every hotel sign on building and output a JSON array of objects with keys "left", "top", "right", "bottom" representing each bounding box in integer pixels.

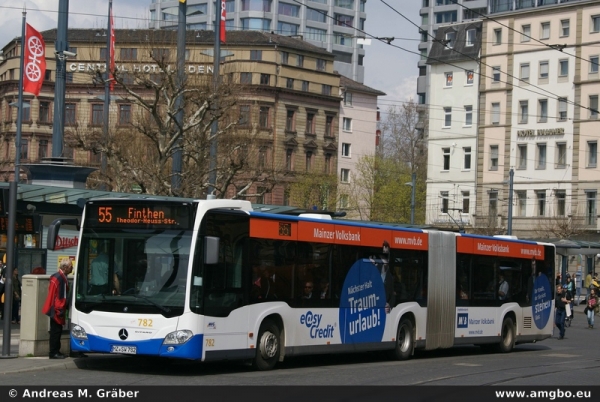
[
  {"left": 516, "top": 128, "right": 565, "bottom": 137},
  {"left": 68, "top": 63, "right": 214, "bottom": 75}
]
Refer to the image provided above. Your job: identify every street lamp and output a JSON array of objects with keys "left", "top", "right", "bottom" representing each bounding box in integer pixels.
[{"left": 404, "top": 172, "right": 416, "bottom": 225}]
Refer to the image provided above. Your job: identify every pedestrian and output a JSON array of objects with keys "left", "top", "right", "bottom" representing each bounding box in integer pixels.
[
  {"left": 584, "top": 288, "right": 599, "bottom": 329},
  {"left": 0, "top": 262, "right": 6, "bottom": 320},
  {"left": 575, "top": 271, "right": 582, "bottom": 306},
  {"left": 555, "top": 284, "right": 571, "bottom": 340},
  {"left": 11, "top": 268, "right": 21, "bottom": 324},
  {"left": 585, "top": 271, "right": 593, "bottom": 298},
  {"left": 42, "top": 259, "right": 73, "bottom": 359},
  {"left": 565, "top": 274, "right": 575, "bottom": 321}
]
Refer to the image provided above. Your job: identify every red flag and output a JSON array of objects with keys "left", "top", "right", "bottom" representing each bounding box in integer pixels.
[
  {"left": 109, "top": 7, "right": 116, "bottom": 91},
  {"left": 220, "top": 0, "right": 226, "bottom": 43},
  {"left": 23, "top": 24, "right": 46, "bottom": 96}
]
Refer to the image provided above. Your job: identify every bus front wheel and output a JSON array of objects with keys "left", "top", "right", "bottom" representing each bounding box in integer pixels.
[
  {"left": 498, "top": 316, "right": 515, "bottom": 353},
  {"left": 391, "top": 318, "right": 414, "bottom": 360},
  {"left": 253, "top": 320, "right": 280, "bottom": 371}
]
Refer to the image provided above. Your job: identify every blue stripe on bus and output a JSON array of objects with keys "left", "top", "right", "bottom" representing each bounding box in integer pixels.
[{"left": 71, "top": 334, "right": 204, "bottom": 359}]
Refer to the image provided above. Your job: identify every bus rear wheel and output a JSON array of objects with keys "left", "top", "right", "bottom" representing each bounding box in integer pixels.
[
  {"left": 497, "top": 316, "right": 515, "bottom": 353},
  {"left": 253, "top": 320, "right": 280, "bottom": 371},
  {"left": 391, "top": 318, "right": 414, "bottom": 360}
]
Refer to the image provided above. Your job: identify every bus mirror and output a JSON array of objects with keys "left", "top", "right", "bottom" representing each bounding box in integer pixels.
[
  {"left": 204, "top": 236, "right": 220, "bottom": 265},
  {"left": 47, "top": 218, "right": 80, "bottom": 250}
]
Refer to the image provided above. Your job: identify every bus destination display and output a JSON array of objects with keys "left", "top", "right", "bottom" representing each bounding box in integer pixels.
[{"left": 87, "top": 203, "right": 191, "bottom": 229}]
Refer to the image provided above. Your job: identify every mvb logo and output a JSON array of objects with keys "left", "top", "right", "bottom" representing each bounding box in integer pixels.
[{"left": 457, "top": 313, "right": 468, "bottom": 328}]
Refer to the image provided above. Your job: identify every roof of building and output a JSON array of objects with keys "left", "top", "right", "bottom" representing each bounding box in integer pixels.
[
  {"left": 426, "top": 21, "right": 482, "bottom": 65},
  {"left": 3, "top": 28, "right": 333, "bottom": 58},
  {"left": 339, "top": 75, "right": 386, "bottom": 96}
]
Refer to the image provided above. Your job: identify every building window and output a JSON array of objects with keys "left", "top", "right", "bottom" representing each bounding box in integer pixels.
[
  {"left": 65, "top": 103, "right": 76, "bottom": 125},
  {"left": 494, "top": 28, "right": 502, "bottom": 45},
  {"left": 519, "top": 100, "right": 528, "bottom": 124},
  {"left": 556, "top": 190, "right": 566, "bottom": 217},
  {"left": 556, "top": 142, "right": 567, "bottom": 168},
  {"left": 38, "top": 139, "right": 48, "bottom": 160},
  {"left": 592, "top": 15, "right": 600, "bottom": 33},
  {"left": 537, "top": 143, "right": 546, "bottom": 169},
  {"left": 278, "top": 21, "right": 298, "bottom": 35},
  {"left": 281, "top": 51, "right": 289, "bottom": 64},
  {"left": 342, "top": 143, "right": 351, "bottom": 157},
  {"left": 334, "top": 14, "right": 353, "bottom": 27},
  {"left": 445, "top": 31, "right": 456, "bottom": 49},
  {"left": 466, "top": 29, "right": 476, "bottom": 46},
  {"left": 590, "top": 95, "right": 599, "bottom": 118},
  {"left": 324, "top": 153, "right": 332, "bottom": 174},
  {"left": 491, "top": 102, "right": 500, "bottom": 125},
  {"left": 536, "top": 191, "right": 546, "bottom": 216},
  {"left": 118, "top": 104, "right": 131, "bottom": 125},
  {"left": 20, "top": 139, "right": 28, "bottom": 161},
  {"left": 241, "top": 72, "right": 252, "bottom": 84},
  {"left": 306, "top": 112, "right": 315, "bottom": 134},
  {"left": 91, "top": 104, "right": 104, "bottom": 125},
  {"left": 517, "top": 191, "right": 527, "bottom": 217},
  {"left": 279, "top": 2, "right": 299, "bottom": 17},
  {"left": 490, "top": 145, "right": 499, "bottom": 171},
  {"left": 306, "top": 27, "right": 326, "bottom": 42},
  {"left": 466, "top": 70, "right": 474, "bottom": 85},
  {"left": 586, "top": 191, "right": 597, "bottom": 225},
  {"left": 286, "top": 149, "right": 293, "bottom": 170},
  {"left": 559, "top": 59, "right": 568, "bottom": 77},
  {"left": 297, "top": 55, "right": 304, "bottom": 67},
  {"left": 119, "top": 48, "right": 137, "bottom": 61},
  {"left": 489, "top": 191, "right": 498, "bottom": 217},
  {"left": 561, "top": 19, "right": 570, "bottom": 37},
  {"left": 250, "top": 50, "right": 262, "bottom": 60},
  {"left": 241, "top": 0, "right": 271, "bottom": 12},
  {"left": 316, "top": 59, "right": 326, "bottom": 71},
  {"left": 302, "top": 81, "right": 309, "bottom": 92},
  {"left": 344, "top": 91, "right": 353, "bottom": 106},
  {"left": 520, "top": 63, "right": 530, "bottom": 81},
  {"left": 307, "top": 8, "right": 327, "bottom": 23},
  {"left": 436, "top": 191, "right": 448, "bottom": 213},
  {"left": 464, "top": 105, "right": 472, "bottom": 126},
  {"left": 286, "top": 78, "right": 294, "bottom": 89},
  {"left": 22, "top": 100, "right": 31, "bottom": 121},
  {"left": 259, "top": 106, "right": 270, "bottom": 129},
  {"left": 588, "top": 141, "right": 597, "bottom": 167},
  {"left": 445, "top": 72, "right": 453, "bottom": 87},
  {"left": 258, "top": 147, "right": 267, "bottom": 168},
  {"left": 286, "top": 109, "right": 295, "bottom": 132},
  {"left": 462, "top": 191, "right": 470, "bottom": 214},
  {"left": 540, "top": 22, "right": 550, "bottom": 40},
  {"left": 260, "top": 73, "right": 270, "bottom": 85},
  {"left": 305, "top": 151, "right": 313, "bottom": 171},
  {"left": 444, "top": 107, "right": 451, "bottom": 127},
  {"left": 518, "top": 144, "right": 527, "bottom": 169},
  {"left": 443, "top": 147, "right": 450, "bottom": 171},
  {"left": 325, "top": 115, "right": 334, "bottom": 137},
  {"left": 591, "top": 56, "right": 599, "bottom": 73},
  {"left": 539, "top": 61, "right": 549, "bottom": 80},
  {"left": 521, "top": 24, "right": 531, "bottom": 42},
  {"left": 492, "top": 66, "right": 501, "bottom": 83},
  {"left": 239, "top": 105, "right": 251, "bottom": 126},
  {"left": 39, "top": 101, "right": 51, "bottom": 123},
  {"left": 340, "top": 168, "right": 350, "bottom": 183},
  {"left": 558, "top": 98, "right": 567, "bottom": 121},
  {"left": 343, "top": 117, "right": 352, "bottom": 132},
  {"left": 322, "top": 85, "right": 332, "bottom": 95},
  {"left": 538, "top": 99, "right": 548, "bottom": 122},
  {"left": 339, "top": 194, "right": 349, "bottom": 209},
  {"left": 463, "top": 147, "right": 471, "bottom": 170}
]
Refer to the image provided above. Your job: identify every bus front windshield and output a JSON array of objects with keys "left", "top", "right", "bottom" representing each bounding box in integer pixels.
[{"left": 75, "top": 229, "right": 192, "bottom": 317}]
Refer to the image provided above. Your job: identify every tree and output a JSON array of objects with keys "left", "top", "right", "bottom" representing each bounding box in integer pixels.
[{"left": 288, "top": 167, "right": 338, "bottom": 211}]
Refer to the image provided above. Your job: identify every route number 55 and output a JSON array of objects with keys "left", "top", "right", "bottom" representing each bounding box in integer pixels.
[{"left": 98, "top": 207, "right": 113, "bottom": 223}]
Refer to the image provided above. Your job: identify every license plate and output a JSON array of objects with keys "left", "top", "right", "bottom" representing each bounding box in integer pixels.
[{"left": 110, "top": 345, "right": 137, "bottom": 354}]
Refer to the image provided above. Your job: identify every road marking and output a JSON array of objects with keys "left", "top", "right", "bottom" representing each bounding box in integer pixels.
[
  {"left": 454, "top": 363, "right": 481, "bottom": 366},
  {"left": 542, "top": 353, "right": 580, "bottom": 358}
]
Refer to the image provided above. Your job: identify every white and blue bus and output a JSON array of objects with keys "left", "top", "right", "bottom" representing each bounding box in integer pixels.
[{"left": 47, "top": 198, "right": 556, "bottom": 370}]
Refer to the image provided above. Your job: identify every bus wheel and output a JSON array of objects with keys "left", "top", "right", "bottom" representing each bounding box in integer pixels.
[
  {"left": 253, "top": 320, "right": 280, "bottom": 371},
  {"left": 498, "top": 316, "right": 515, "bottom": 353},
  {"left": 391, "top": 318, "right": 414, "bottom": 360}
]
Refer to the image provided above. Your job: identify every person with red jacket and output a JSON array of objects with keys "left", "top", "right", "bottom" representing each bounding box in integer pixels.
[{"left": 42, "top": 259, "right": 73, "bottom": 359}]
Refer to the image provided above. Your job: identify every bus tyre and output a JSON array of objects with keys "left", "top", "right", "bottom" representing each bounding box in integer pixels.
[
  {"left": 391, "top": 318, "right": 414, "bottom": 360},
  {"left": 498, "top": 316, "right": 515, "bottom": 353},
  {"left": 253, "top": 320, "right": 280, "bottom": 371}
]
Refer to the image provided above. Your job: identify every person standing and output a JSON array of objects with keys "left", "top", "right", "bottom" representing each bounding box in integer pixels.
[
  {"left": 11, "top": 268, "right": 21, "bottom": 324},
  {"left": 42, "top": 259, "right": 73, "bottom": 359},
  {"left": 585, "top": 288, "right": 599, "bottom": 329},
  {"left": 585, "top": 271, "right": 592, "bottom": 299},
  {"left": 555, "top": 284, "right": 571, "bottom": 340}
]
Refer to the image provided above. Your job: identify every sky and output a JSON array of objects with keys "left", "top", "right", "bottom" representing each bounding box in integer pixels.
[{"left": 0, "top": 0, "right": 421, "bottom": 106}]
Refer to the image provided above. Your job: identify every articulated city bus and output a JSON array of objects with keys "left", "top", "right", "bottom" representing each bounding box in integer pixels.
[{"left": 47, "top": 198, "right": 555, "bottom": 370}]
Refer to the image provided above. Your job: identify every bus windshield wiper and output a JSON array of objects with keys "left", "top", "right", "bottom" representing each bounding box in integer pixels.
[{"left": 132, "top": 294, "right": 171, "bottom": 313}]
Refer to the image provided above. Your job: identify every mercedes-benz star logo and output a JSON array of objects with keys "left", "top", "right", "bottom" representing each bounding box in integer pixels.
[{"left": 118, "top": 329, "right": 129, "bottom": 340}]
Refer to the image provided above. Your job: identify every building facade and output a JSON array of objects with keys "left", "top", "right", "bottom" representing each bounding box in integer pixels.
[
  {"left": 0, "top": 29, "right": 343, "bottom": 204},
  {"left": 149, "top": 0, "right": 368, "bottom": 83}
]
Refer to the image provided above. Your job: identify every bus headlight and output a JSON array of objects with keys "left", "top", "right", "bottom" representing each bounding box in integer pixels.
[
  {"left": 163, "top": 330, "right": 193, "bottom": 345},
  {"left": 71, "top": 325, "right": 88, "bottom": 340}
]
